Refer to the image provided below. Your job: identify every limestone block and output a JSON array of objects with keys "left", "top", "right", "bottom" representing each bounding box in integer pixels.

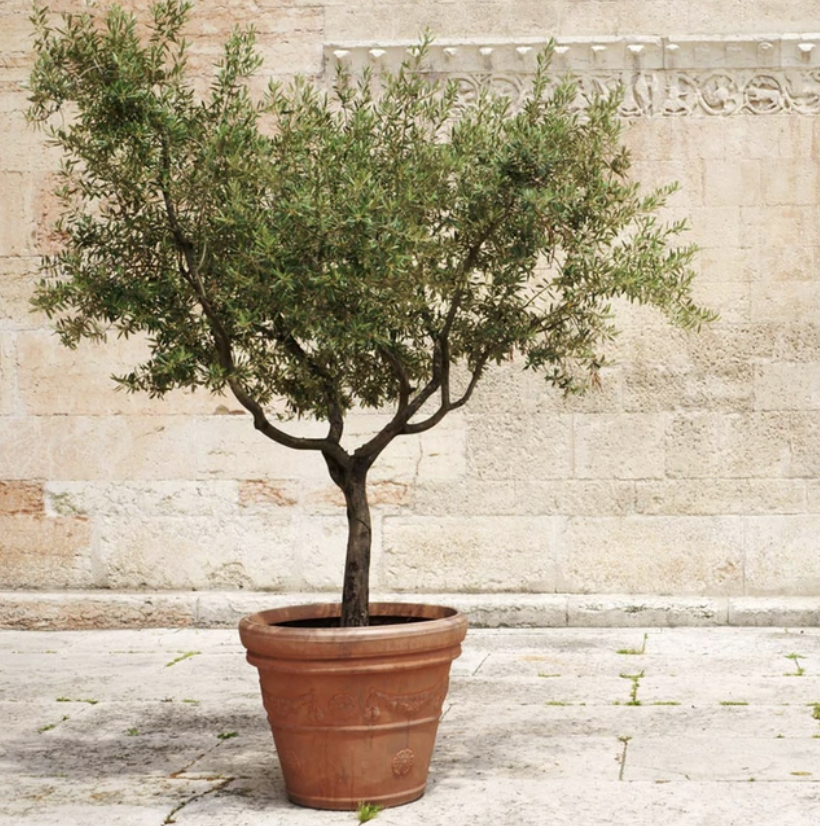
[
  {"left": 784, "top": 413, "right": 820, "bottom": 477},
  {"left": 772, "top": 322, "right": 820, "bottom": 361},
  {"left": 466, "top": 411, "right": 572, "bottom": 481},
  {"left": 0, "top": 417, "right": 49, "bottom": 479},
  {"left": 381, "top": 515, "right": 559, "bottom": 592},
  {"left": 761, "top": 160, "right": 820, "bottom": 206},
  {"left": 680, "top": 323, "right": 774, "bottom": 370},
  {"left": 664, "top": 413, "right": 792, "bottom": 478},
  {"left": 189, "top": 415, "right": 331, "bottom": 482},
  {"left": 0, "top": 591, "right": 197, "bottom": 630},
  {"left": 775, "top": 116, "right": 815, "bottom": 159},
  {"left": 388, "top": 0, "right": 562, "bottom": 40},
  {"left": 468, "top": 361, "right": 556, "bottom": 416},
  {"left": 0, "top": 332, "right": 18, "bottom": 415},
  {"left": 702, "top": 159, "right": 761, "bottom": 207},
  {"left": 696, "top": 247, "right": 754, "bottom": 283},
  {"left": 805, "top": 481, "right": 820, "bottom": 512},
  {"left": 751, "top": 281, "right": 820, "bottom": 324},
  {"left": 748, "top": 244, "right": 818, "bottom": 283},
  {"left": 44, "top": 481, "right": 239, "bottom": 518},
  {"left": 0, "top": 481, "right": 44, "bottom": 515},
  {"left": 324, "top": 3, "right": 403, "bottom": 42},
  {"left": 418, "top": 417, "right": 467, "bottom": 480},
  {"left": 728, "top": 597, "right": 820, "bottom": 626},
  {"left": 0, "top": 257, "right": 46, "bottom": 331},
  {"left": 630, "top": 159, "right": 704, "bottom": 207},
  {"left": 753, "top": 362, "right": 820, "bottom": 411},
  {"left": 0, "top": 172, "right": 39, "bottom": 256},
  {"left": 745, "top": 516, "right": 820, "bottom": 596},
  {"left": 636, "top": 479, "right": 807, "bottom": 515},
  {"left": 624, "top": 119, "right": 725, "bottom": 163},
  {"left": 568, "top": 595, "right": 726, "bottom": 627},
  {"left": 93, "top": 510, "right": 347, "bottom": 591},
  {"left": 689, "top": 206, "right": 741, "bottom": 249},
  {"left": 557, "top": 516, "right": 745, "bottom": 595},
  {"left": 409, "top": 479, "right": 519, "bottom": 516},
  {"left": 742, "top": 205, "right": 818, "bottom": 251},
  {"left": 16, "top": 331, "right": 242, "bottom": 416},
  {"left": 238, "top": 479, "right": 300, "bottom": 510},
  {"left": 724, "top": 118, "right": 780, "bottom": 160},
  {"left": 573, "top": 413, "right": 665, "bottom": 479},
  {"left": 0, "top": 514, "right": 94, "bottom": 588},
  {"left": 513, "top": 480, "right": 636, "bottom": 516},
  {"left": 556, "top": 368, "right": 623, "bottom": 415},
  {"left": 622, "top": 362, "right": 754, "bottom": 413}
]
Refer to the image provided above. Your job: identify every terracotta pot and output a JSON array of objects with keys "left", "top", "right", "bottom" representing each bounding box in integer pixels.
[{"left": 238, "top": 602, "right": 467, "bottom": 810}]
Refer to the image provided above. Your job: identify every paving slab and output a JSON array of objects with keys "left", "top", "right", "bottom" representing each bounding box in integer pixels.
[{"left": 2, "top": 626, "right": 820, "bottom": 825}]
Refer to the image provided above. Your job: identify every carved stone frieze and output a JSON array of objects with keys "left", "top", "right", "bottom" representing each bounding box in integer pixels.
[{"left": 324, "top": 37, "right": 820, "bottom": 116}]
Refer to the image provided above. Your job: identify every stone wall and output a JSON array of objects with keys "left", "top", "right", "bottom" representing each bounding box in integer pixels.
[{"left": 2, "top": 1, "right": 820, "bottom": 601}]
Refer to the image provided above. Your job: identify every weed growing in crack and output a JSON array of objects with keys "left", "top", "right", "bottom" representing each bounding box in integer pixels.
[
  {"left": 166, "top": 651, "right": 201, "bottom": 668},
  {"left": 785, "top": 653, "right": 806, "bottom": 677},
  {"left": 357, "top": 802, "right": 383, "bottom": 823},
  {"left": 37, "top": 715, "right": 69, "bottom": 733},
  {"left": 617, "top": 633, "right": 648, "bottom": 656},
  {"left": 217, "top": 731, "right": 238, "bottom": 740},
  {"left": 619, "top": 671, "right": 645, "bottom": 706}
]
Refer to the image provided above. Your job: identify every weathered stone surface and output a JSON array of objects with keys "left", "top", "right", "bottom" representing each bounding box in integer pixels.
[
  {"left": 744, "top": 516, "right": 820, "bottom": 596},
  {"left": 0, "top": 515, "right": 93, "bottom": 588},
  {"left": 0, "top": 256, "right": 45, "bottom": 331},
  {"left": 0, "top": 332, "right": 18, "bottom": 415},
  {"left": 664, "top": 413, "right": 792, "bottom": 478},
  {"left": 381, "top": 516, "right": 560, "bottom": 592},
  {"left": 466, "top": 412, "right": 572, "bottom": 481},
  {"left": 568, "top": 595, "right": 726, "bottom": 627},
  {"left": 44, "top": 481, "right": 240, "bottom": 518},
  {"left": 622, "top": 362, "right": 754, "bottom": 413},
  {"left": 754, "top": 362, "right": 820, "bottom": 410},
  {"left": 574, "top": 414, "right": 665, "bottom": 479},
  {"left": 636, "top": 479, "right": 806, "bottom": 515},
  {"left": 0, "top": 481, "right": 44, "bottom": 515},
  {"left": 3, "top": 1, "right": 820, "bottom": 602},
  {"left": 92, "top": 511, "right": 346, "bottom": 591},
  {"left": 557, "top": 516, "right": 745, "bottom": 595},
  {"left": 17, "top": 331, "right": 243, "bottom": 417}
]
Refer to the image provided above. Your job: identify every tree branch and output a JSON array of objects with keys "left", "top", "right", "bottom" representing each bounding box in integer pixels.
[
  {"left": 402, "top": 351, "right": 489, "bottom": 435},
  {"left": 157, "top": 149, "right": 348, "bottom": 464}
]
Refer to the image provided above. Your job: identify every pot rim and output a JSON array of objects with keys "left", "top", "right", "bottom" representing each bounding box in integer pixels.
[{"left": 238, "top": 601, "right": 468, "bottom": 660}]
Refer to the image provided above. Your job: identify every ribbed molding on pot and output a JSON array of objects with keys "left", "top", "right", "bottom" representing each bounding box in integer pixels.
[{"left": 324, "top": 35, "right": 820, "bottom": 116}]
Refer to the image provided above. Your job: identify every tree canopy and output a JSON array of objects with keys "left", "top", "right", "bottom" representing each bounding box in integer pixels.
[{"left": 28, "top": 0, "right": 713, "bottom": 467}]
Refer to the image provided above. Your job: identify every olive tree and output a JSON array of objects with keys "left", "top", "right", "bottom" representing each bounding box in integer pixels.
[{"left": 27, "top": 1, "right": 714, "bottom": 626}]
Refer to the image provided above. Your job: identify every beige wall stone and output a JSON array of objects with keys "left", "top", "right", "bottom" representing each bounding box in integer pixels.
[
  {"left": 2, "top": 1, "right": 820, "bottom": 600},
  {"left": 381, "top": 516, "right": 560, "bottom": 592},
  {"left": 0, "top": 514, "right": 93, "bottom": 588},
  {"left": 0, "top": 481, "right": 44, "bottom": 515},
  {"left": 557, "top": 516, "right": 745, "bottom": 595},
  {"left": 745, "top": 517, "right": 820, "bottom": 596}
]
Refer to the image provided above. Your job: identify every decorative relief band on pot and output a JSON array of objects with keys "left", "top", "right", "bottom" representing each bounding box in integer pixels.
[
  {"left": 324, "top": 36, "right": 820, "bottom": 116},
  {"left": 262, "top": 678, "right": 449, "bottom": 727}
]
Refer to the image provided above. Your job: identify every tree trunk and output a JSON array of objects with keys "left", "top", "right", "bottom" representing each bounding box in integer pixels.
[{"left": 340, "top": 466, "right": 372, "bottom": 627}]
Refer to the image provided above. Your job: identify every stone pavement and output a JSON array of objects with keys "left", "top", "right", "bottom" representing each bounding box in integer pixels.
[{"left": 2, "top": 625, "right": 820, "bottom": 825}]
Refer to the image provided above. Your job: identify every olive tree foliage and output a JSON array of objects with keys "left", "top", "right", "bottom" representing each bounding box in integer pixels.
[{"left": 27, "top": 0, "right": 714, "bottom": 625}]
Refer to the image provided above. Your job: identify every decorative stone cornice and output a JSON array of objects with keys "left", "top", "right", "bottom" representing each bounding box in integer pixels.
[{"left": 324, "top": 36, "right": 820, "bottom": 116}]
